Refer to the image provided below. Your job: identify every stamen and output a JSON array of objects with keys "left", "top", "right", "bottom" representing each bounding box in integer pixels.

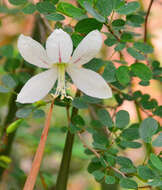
[{"left": 54, "top": 63, "right": 73, "bottom": 100}]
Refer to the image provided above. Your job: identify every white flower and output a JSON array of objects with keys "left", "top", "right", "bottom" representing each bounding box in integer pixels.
[{"left": 16, "top": 29, "right": 112, "bottom": 103}]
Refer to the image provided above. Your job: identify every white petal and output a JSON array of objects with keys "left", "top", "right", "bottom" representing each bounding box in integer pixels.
[
  {"left": 46, "top": 29, "right": 73, "bottom": 63},
  {"left": 17, "top": 34, "right": 51, "bottom": 68},
  {"left": 16, "top": 68, "right": 57, "bottom": 103},
  {"left": 67, "top": 66, "right": 112, "bottom": 99},
  {"left": 70, "top": 30, "right": 102, "bottom": 66}
]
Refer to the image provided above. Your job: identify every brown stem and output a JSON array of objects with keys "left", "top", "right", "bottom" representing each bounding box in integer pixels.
[
  {"left": 144, "top": 0, "right": 154, "bottom": 42},
  {"left": 23, "top": 99, "right": 55, "bottom": 190}
]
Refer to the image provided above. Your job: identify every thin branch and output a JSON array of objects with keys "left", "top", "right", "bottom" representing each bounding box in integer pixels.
[
  {"left": 40, "top": 14, "right": 53, "bottom": 33},
  {"left": 23, "top": 99, "right": 55, "bottom": 190},
  {"left": 77, "top": 132, "right": 126, "bottom": 178},
  {"left": 144, "top": 0, "right": 154, "bottom": 42}
]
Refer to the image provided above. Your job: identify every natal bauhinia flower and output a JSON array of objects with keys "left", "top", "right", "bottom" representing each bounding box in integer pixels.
[{"left": 16, "top": 29, "right": 112, "bottom": 103}]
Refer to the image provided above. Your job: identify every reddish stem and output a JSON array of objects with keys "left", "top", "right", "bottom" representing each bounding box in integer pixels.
[{"left": 23, "top": 99, "right": 55, "bottom": 190}]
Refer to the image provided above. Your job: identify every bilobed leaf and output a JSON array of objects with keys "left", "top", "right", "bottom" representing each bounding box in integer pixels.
[
  {"left": 75, "top": 18, "right": 103, "bottom": 34},
  {"left": 105, "top": 175, "right": 116, "bottom": 184},
  {"left": 139, "top": 117, "right": 158, "bottom": 143},
  {"left": 115, "top": 43, "right": 125, "bottom": 51},
  {"left": 152, "top": 133, "right": 162, "bottom": 147},
  {"left": 112, "top": 19, "right": 125, "bottom": 27},
  {"left": 71, "top": 33, "right": 84, "bottom": 48},
  {"left": 103, "top": 61, "right": 116, "bottom": 82},
  {"left": 72, "top": 97, "right": 88, "bottom": 109},
  {"left": 137, "top": 165, "right": 155, "bottom": 180},
  {"left": 116, "top": 156, "right": 134, "bottom": 168},
  {"left": 96, "top": 0, "right": 113, "bottom": 17},
  {"left": 0, "top": 45, "right": 13, "bottom": 58},
  {"left": 9, "top": 0, "right": 27, "bottom": 5},
  {"left": 150, "top": 153, "right": 162, "bottom": 171},
  {"left": 57, "top": 2, "right": 85, "bottom": 19},
  {"left": 116, "top": 66, "right": 130, "bottom": 86},
  {"left": 45, "top": 13, "right": 65, "bottom": 21},
  {"left": 116, "top": 1, "right": 140, "bottom": 15},
  {"left": 77, "top": 0, "right": 93, "bottom": 7},
  {"left": 134, "top": 42, "right": 153, "bottom": 54},
  {"left": 92, "top": 170, "right": 105, "bottom": 181},
  {"left": 154, "top": 106, "right": 162, "bottom": 117},
  {"left": 131, "top": 63, "right": 152, "bottom": 81},
  {"left": 16, "top": 107, "right": 33, "bottom": 118},
  {"left": 0, "top": 86, "right": 10, "bottom": 93},
  {"left": 22, "top": 3, "right": 36, "bottom": 14},
  {"left": 126, "top": 14, "right": 144, "bottom": 25},
  {"left": 115, "top": 110, "right": 130, "bottom": 128},
  {"left": 120, "top": 140, "right": 142, "bottom": 149},
  {"left": 97, "top": 109, "right": 113, "bottom": 128},
  {"left": 36, "top": 1, "right": 56, "bottom": 14},
  {"left": 33, "top": 109, "right": 45, "bottom": 119},
  {"left": 83, "top": 1, "right": 106, "bottom": 23},
  {"left": 127, "top": 47, "right": 145, "bottom": 60},
  {"left": 119, "top": 178, "right": 137, "bottom": 189},
  {"left": 2, "top": 74, "right": 17, "bottom": 89}
]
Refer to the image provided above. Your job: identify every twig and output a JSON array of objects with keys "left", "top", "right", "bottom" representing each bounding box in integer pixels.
[
  {"left": 40, "top": 14, "right": 53, "bottom": 33},
  {"left": 138, "top": 185, "right": 152, "bottom": 189},
  {"left": 77, "top": 132, "right": 126, "bottom": 178},
  {"left": 23, "top": 99, "right": 55, "bottom": 190},
  {"left": 144, "top": 0, "right": 154, "bottom": 42}
]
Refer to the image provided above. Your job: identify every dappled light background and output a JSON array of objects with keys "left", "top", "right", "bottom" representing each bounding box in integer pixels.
[{"left": 0, "top": 0, "right": 162, "bottom": 190}]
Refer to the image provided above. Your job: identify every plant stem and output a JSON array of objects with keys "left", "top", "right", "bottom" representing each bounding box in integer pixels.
[
  {"left": 55, "top": 91, "right": 80, "bottom": 190},
  {"left": 23, "top": 99, "right": 55, "bottom": 190},
  {"left": 144, "top": 0, "right": 154, "bottom": 42}
]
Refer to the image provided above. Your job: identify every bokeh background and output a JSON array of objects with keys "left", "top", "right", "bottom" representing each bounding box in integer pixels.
[{"left": 0, "top": 0, "right": 162, "bottom": 189}]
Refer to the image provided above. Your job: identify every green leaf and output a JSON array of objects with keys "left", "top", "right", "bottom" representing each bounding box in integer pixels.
[
  {"left": 105, "top": 175, "right": 116, "bottom": 184},
  {"left": 120, "top": 140, "right": 142, "bottom": 149},
  {"left": 75, "top": 18, "right": 103, "bottom": 34},
  {"left": 2, "top": 74, "right": 17, "bottom": 88},
  {"left": 72, "top": 97, "right": 88, "bottom": 109},
  {"left": 116, "top": 66, "right": 130, "bottom": 86},
  {"left": 33, "top": 109, "right": 45, "bottom": 119},
  {"left": 0, "top": 45, "right": 13, "bottom": 58},
  {"left": 6, "top": 119, "right": 24, "bottom": 134},
  {"left": 36, "top": 1, "right": 56, "bottom": 14},
  {"left": 9, "top": 0, "right": 27, "bottom": 5},
  {"left": 152, "top": 133, "right": 162, "bottom": 147},
  {"left": 71, "top": 115, "right": 85, "bottom": 126},
  {"left": 154, "top": 106, "right": 162, "bottom": 117},
  {"left": 97, "top": 109, "right": 113, "bottom": 128},
  {"left": 96, "top": 0, "right": 113, "bottom": 17},
  {"left": 137, "top": 165, "right": 155, "bottom": 180},
  {"left": 92, "top": 170, "right": 105, "bottom": 181},
  {"left": 147, "top": 179, "right": 162, "bottom": 187},
  {"left": 69, "top": 123, "right": 81, "bottom": 134},
  {"left": 83, "top": 1, "right": 106, "bottom": 23},
  {"left": 45, "top": 13, "right": 65, "bottom": 21},
  {"left": 22, "top": 3, "right": 36, "bottom": 14},
  {"left": 77, "top": 0, "right": 93, "bottom": 8},
  {"left": 57, "top": 2, "right": 85, "bottom": 19},
  {"left": 121, "top": 124, "right": 140, "bottom": 141},
  {"left": 112, "top": 19, "right": 125, "bottom": 27},
  {"left": 131, "top": 63, "right": 152, "bottom": 81},
  {"left": 104, "top": 35, "right": 118, "bottom": 46},
  {"left": 121, "top": 32, "right": 133, "bottom": 42},
  {"left": 71, "top": 33, "right": 83, "bottom": 48},
  {"left": 82, "top": 95, "right": 101, "bottom": 104},
  {"left": 127, "top": 47, "right": 145, "bottom": 60},
  {"left": 116, "top": 156, "right": 134, "bottom": 168},
  {"left": 126, "top": 14, "right": 144, "bottom": 25},
  {"left": 16, "top": 107, "right": 33, "bottom": 118},
  {"left": 139, "top": 117, "right": 158, "bottom": 143},
  {"left": 116, "top": 1, "right": 140, "bottom": 15},
  {"left": 150, "top": 153, "right": 162, "bottom": 171},
  {"left": 102, "top": 61, "right": 116, "bottom": 82},
  {"left": 116, "top": 110, "right": 130, "bottom": 128},
  {"left": 119, "top": 178, "right": 137, "bottom": 189},
  {"left": 84, "top": 58, "right": 105, "bottom": 72},
  {"left": 134, "top": 42, "right": 153, "bottom": 54},
  {"left": 0, "top": 86, "right": 10, "bottom": 93},
  {"left": 115, "top": 43, "right": 125, "bottom": 51}
]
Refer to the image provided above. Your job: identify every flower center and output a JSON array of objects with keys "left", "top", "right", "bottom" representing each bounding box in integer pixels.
[{"left": 53, "top": 63, "right": 71, "bottom": 100}]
